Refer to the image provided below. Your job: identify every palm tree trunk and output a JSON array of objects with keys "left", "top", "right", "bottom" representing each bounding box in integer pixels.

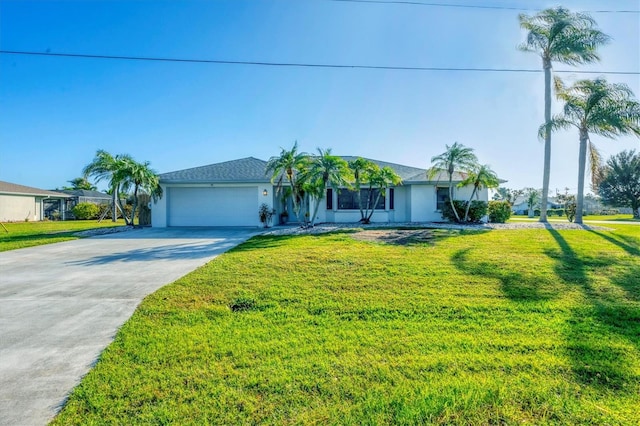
[
  {"left": 464, "top": 187, "right": 477, "bottom": 222},
  {"left": 366, "top": 190, "right": 384, "bottom": 222},
  {"left": 575, "top": 129, "right": 588, "bottom": 224},
  {"left": 131, "top": 186, "right": 139, "bottom": 227},
  {"left": 540, "top": 58, "right": 552, "bottom": 223},
  {"left": 111, "top": 185, "right": 118, "bottom": 222},
  {"left": 448, "top": 175, "right": 460, "bottom": 222}
]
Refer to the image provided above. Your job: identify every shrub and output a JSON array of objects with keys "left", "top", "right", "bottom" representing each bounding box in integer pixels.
[
  {"left": 563, "top": 195, "right": 577, "bottom": 222},
  {"left": 72, "top": 202, "right": 99, "bottom": 220},
  {"left": 442, "top": 200, "right": 488, "bottom": 223},
  {"left": 488, "top": 201, "right": 511, "bottom": 223}
]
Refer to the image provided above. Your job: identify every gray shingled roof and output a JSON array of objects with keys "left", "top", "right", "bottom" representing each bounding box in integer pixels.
[
  {"left": 0, "top": 181, "right": 70, "bottom": 198},
  {"left": 159, "top": 157, "right": 271, "bottom": 183},
  {"left": 56, "top": 189, "right": 111, "bottom": 199},
  {"left": 159, "top": 156, "right": 471, "bottom": 185}
]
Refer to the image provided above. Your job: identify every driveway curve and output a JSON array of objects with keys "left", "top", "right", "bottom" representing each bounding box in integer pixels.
[{"left": 0, "top": 227, "right": 259, "bottom": 426}]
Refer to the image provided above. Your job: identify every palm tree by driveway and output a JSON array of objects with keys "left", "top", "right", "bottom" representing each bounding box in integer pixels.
[
  {"left": 120, "top": 158, "right": 163, "bottom": 226},
  {"left": 543, "top": 78, "right": 640, "bottom": 224},
  {"left": 519, "top": 7, "right": 609, "bottom": 222},
  {"left": 83, "top": 150, "right": 130, "bottom": 222},
  {"left": 266, "top": 142, "right": 309, "bottom": 223},
  {"left": 429, "top": 142, "right": 478, "bottom": 223}
]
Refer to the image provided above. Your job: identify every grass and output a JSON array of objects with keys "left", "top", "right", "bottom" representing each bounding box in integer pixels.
[
  {"left": 0, "top": 220, "right": 125, "bottom": 252},
  {"left": 511, "top": 214, "right": 637, "bottom": 222},
  {"left": 53, "top": 225, "right": 639, "bottom": 425}
]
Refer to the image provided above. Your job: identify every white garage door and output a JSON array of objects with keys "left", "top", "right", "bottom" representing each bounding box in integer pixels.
[{"left": 167, "top": 186, "right": 258, "bottom": 226}]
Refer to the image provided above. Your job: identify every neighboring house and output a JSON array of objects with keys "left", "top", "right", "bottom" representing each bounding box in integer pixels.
[
  {"left": 0, "top": 181, "right": 70, "bottom": 222},
  {"left": 54, "top": 189, "right": 112, "bottom": 219},
  {"left": 152, "top": 157, "right": 486, "bottom": 227},
  {"left": 511, "top": 196, "right": 562, "bottom": 215}
]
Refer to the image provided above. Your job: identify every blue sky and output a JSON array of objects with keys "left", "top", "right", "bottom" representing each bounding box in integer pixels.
[{"left": 1, "top": 0, "right": 638, "bottom": 194}]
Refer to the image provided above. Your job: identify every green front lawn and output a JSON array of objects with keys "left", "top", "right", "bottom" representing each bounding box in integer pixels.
[
  {"left": 53, "top": 225, "right": 639, "bottom": 425},
  {"left": 511, "top": 214, "right": 637, "bottom": 222},
  {"left": 0, "top": 220, "right": 125, "bottom": 252}
]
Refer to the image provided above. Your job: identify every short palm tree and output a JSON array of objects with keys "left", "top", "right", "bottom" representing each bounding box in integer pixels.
[
  {"left": 519, "top": 7, "right": 609, "bottom": 222},
  {"left": 83, "top": 150, "right": 128, "bottom": 222},
  {"left": 361, "top": 166, "right": 402, "bottom": 224},
  {"left": 543, "top": 77, "right": 640, "bottom": 224},
  {"left": 120, "top": 158, "right": 163, "bottom": 226},
  {"left": 459, "top": 164, "right": 500, "bottom": 222},
  {"left": 266, "top": 142, "right": 308, "bottom": 223},
  {"left": 304, "top": 148, "right": 349, "bottom": 226},
  {"left": 429, "top": 142, "right": 478, "bottom": 222},
  {"left": 348, "top": 157, "right": 377, "bottom": 222}
]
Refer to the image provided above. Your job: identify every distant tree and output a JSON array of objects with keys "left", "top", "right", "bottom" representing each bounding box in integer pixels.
[
  {"left": 544, "top": 77, "right": 640, "bottom": 223},
  {"left": 429, "top": 142, "right": 478, "bottom": 222},
  {"left": 63, "top": 177, "right": 97, "bottom": 191},
  {"left": 495, "top": 187, "right": 523, "bottom": 205},
  {"left": 597, "top": 150, "right": 640, "bottom": 219},
  {"left": 266, "top": 142, "right": 309, "bottom": 224},
  {"left": 304, "top": 148, "right": 350, "bottom": 226},
  {"left": 458, "top": 164, "right": 500, "bottom": 222},
  {"left": 524, "top": 188, "right": 541, "bottom": 218},
  {"left": 519, "top": 6, "right": 609, "bottom": 222}
]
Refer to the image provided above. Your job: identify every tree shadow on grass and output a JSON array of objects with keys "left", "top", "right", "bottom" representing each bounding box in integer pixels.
[
  {"left": 585, "top": 229, "right": 640, "bottom": 257},
  {"left": 450, "top": 248, "right": 559, "bottom": 302},
  {"left": 545, "top": 228, "right": 640, "bottom": 391}
]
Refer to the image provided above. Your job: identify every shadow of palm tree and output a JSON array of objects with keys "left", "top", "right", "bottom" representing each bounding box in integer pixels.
[
  {"left": 450, "top": 248, "right": 559, "bottom": 302},
  {"left": 585, "top": 229, "right": 640, "bottom": 256},
  {"left": 544, "top": 228, "right": 639, "bottom": 391}
]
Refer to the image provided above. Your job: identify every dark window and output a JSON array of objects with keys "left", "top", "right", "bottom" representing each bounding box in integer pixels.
[
  {"left": 389, "top": 188, "right": 395, "bottom": 210},
  {"left": 326, "top": 188, "right": 333, "bottom": 210},
  {"left": 436, "top": 187, "right": 449, "bottom": 211},
  {"left": 338, "top": 189, "right": 385, "bottom": 210}
]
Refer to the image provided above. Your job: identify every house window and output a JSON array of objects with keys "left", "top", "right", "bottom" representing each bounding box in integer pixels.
[
  {"left": 436, "top": 187, "right": 449, "bottom": 211},
  {"left": 338, "top": 189, "right": 385, "bottom": 210},
  {"left": 326, "top": 188, "right": 333, "bottom": 210}
]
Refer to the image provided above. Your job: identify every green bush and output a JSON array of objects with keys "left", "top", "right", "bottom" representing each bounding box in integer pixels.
[
  {"left": 442, "top": 200, "right": 488, "bottom": 223},
  {"left": 488, "top": 200, "right": 511, "bottom": 223},
  {"left": 72, "top": 202, "right": 99, "bottom": 220},
  {"left": 547, "top": 208, "right": 564, "bottom": 217}
]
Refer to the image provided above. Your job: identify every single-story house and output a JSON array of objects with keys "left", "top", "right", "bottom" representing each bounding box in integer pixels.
[
  {"left": 152, "top": 157, "right": 487, "bottom": 227},
  {"left": 511, "top": 196, "right": 563, "bottom": 215},
  {"left": 0, "top": 181, "right": 70, "bottom": 222}
]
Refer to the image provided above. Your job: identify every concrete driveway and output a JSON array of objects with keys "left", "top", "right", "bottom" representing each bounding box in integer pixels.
[{"left": 0, "top": 227, "right": 259, "bottom": 426}]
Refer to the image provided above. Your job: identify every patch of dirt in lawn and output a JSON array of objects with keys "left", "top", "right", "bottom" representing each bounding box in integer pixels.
[{"left": 351, "top": 229, "right": 444, "bottom": 245}]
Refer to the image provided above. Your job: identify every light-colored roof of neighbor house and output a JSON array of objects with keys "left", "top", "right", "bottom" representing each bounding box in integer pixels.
[
  {"left": 56, "top": 189, "right": 111, "bottom": 199},
  {"left": 158, "top": 155, "right": 473, "bottom": 185},
  {"left": 0, "top": 181, "right": 70, "bottom": 198},
  {"left": 159, "top": 157, "right": 271, "bottom": 183}
]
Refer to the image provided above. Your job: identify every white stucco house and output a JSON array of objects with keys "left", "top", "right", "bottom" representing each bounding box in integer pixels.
[
  {"left": 0, "top": 181, "right": 70, "bottom": 222},
  {"left": 151, "top": 157, "right": 487, "bottom": 227}
]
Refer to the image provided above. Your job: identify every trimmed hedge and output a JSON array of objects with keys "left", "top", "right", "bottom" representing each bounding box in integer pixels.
[
  {"left": 488, "top": 200, "right": 511, "bottom": 223},
  {"left": 442, "top": 200, "right": 488, "bottom": 223},
  {"left": 72, "top": 202, "right": 99, "bottom": 220}
]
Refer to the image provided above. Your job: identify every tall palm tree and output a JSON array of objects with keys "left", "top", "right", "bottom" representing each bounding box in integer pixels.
[
  {"left": 519, "top": 7, "right": 609, "bottom": 222},
  {"left": 83, "top": 150, "right": 127, "bottom": 222},
  {"left": 543, "top": 77, "right": 640, "bottom": 224},
  {"left": 429, "top": 142, "right": 478, "bottom": 222},
  {"left": 266, "top": 142, "right": 309, "bottom": 223},
  {"left": 120, "top": 158, "right": 163, "bottom": 226},
  {"left": 304, "top": 148, "right": 349, "bottom": 226},
  {"left": 459, "top": 164, "right": 500, "bottom": 222}
]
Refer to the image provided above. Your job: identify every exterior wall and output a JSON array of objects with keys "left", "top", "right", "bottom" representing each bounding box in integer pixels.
[{"left": 0, "top": 194, "right": 40, "bottom": 221}]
